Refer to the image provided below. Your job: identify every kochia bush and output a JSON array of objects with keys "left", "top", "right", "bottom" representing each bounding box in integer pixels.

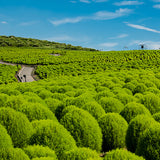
[
  {"left": 19, "top": 102, "right": 58, "bottom": 122},
  {"left": 32, "top": 157, "right": 57, "bottom": 160},
  {"left": 153, "top": 112, "right": 160, "bottom": 122},
  {"left": 136, "top": 123, "right": 160, "bottom": 160},
  {"left": 99, "top": 97, "right": 124, "bottom": 113},
  {"left": 30, "top": 120, "right": 77, "bottom": 159},
  {"left": 104, "top": 149, "right": 145, "bottom": 160},
  {"left": 63, "top": 147, "right": 102, "bottom": 160},
  {"left": 98, "top": 113, "right": 128, "bottom": 152},
  {"left": 0, "top": 107, "right": 33, "bottom": 148},
  {"left": 23, "top": 145, "right": 57, "bottom": 159},
  {"left": 0, "top": 148, "right": 30, "bottom": 160},
  {"left": 126, "top": 115, "right": 155, "bottom": 152},
  {"left": 0, "top": 123, "right": 13, "bottom": 149},
  {"left": 120, "top": 102, "right": 151, "bottom": 123},
  {"left": 60, "top": 108, "right": 102, "bottom": 152},
  {"left": 139, "top": 93, "right": 160, "bottom": 114}
]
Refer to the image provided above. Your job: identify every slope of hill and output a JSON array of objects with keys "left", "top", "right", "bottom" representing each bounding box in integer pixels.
[{"left": 0, "top": 35, "right": 97, "bottom": 51}]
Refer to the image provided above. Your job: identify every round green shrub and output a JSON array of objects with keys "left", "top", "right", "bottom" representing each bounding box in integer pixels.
[
  {"left": 120, "top": 102, "right": 151, "bottom": 123},
  {"left": 139, "top": 93, "right": 160, "bottom": 114},
  {"left": 116, "top": 93, "right": 135, "bottom": 105},
  {"left": 20, "top": 102, "right": 58, "bottom": 122},
  {"left": 32, "top": 157, "right": 57, "bottom": 160},
  {"left": 30, "top": 120, "right": 77, "bottom": 159},
  {"left": 99, "top": 97, "right": 124, "bottom": 113},
  {"left": 99, "top": 113, "right": 128, "bottom": 152},
  {"left": 136, "top": 123, "right": 160, "bottom": 160},
  {"left": 0, "top": 148, "right": 30, "bottom": 160},
  {"left": 0, "top": 107, "right": 33, "bottom": 147},
  {"left": 133, "top": 83, "right": 147, "bottom": 94},
  {"left": 60, "top": 108, "right": 102, "bottom": 152},
  {"left": 153, "top": 112, "right": 160, "bottom": 122},
  {"left": 23, "top": 92, "right": 46, "bottom": 105},
  {"left": 82, "top": 101, "right": 105, "bottom": 120},
  {"left": 61, "top": 105, "right": 78, "bottom": 118},
  {"left": 52, "top": 93, "right": 67, "bottom": 100},
  {"left": 0, "top": 123, "right": 13, "bottom": 148},
  {"left": 38, "top": 90, "right": 53, "bottom": 99},
  {"left": 45, "top": 98, "right": 64, "bottom": 114},
  {"left": 104, "top": 149, "right": 145, "bottom": 160},
  {"left": 23, "top": 145, "right": 57, "bottom": 159},
  {"left": 63, "top": 147, "right": 101, "bottom": 160},
  {"left": 126, "top": 115, "right": 155, "bottom": 152},
  {"left": 94, "top": 90, "right": 114, "bottom": 101},
  {"left": 5, "top": 95, "right": 27, "bottom": 110},
  {"left": 123, "top": 82, "right": 136, "bottom": 93},
  {"left": 0, "top": 93, "right": 9, "bottom": 107}
]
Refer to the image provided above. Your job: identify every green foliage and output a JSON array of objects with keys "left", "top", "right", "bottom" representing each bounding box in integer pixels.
[
  {"left": 139, "top": 93, "right": 160, "bottom": 114},
  {"left": 0, "top": 123, "right": 13, "bottom": 148},
  {"left": 82, "top": 101, "right": 105, "bottom": 120},
  {"left": 126, "top": 115, "right": 155, "bottom": 152},
  {"left": 104, "top": 149, "right": 145, "bottom": 160},
  {"left": 136, "top": 123, "right": 160, "bottom": 160},
  {"left": 45, "top": 98, "right": 64, "bottom": 114},
  {"left": 0, "top": 93, "right": 9, "bottom": 107},
  {"left": 0, "top": 148, "right": 30, "bottom": 160},
  {"left": 30, "top": 120, "right": 77, "bottom": 159},
  {"left": 0, "top": 36, "right": 96, "bottom": 50},
  {"left": 120, "top": 102, "right": 151, "bottom": 123},
  {"left": 153, "top": 112, "right": 160, "bottom": 122},
  {"left": 32, "top": 157, "right": 58, "bottom": 160},
  {"left": 0, "top": 107, "right": 33, "bottom": 147},
  {"left": 98, "top": 113, "right": 128, "bottom": 152},
  {"left": 19, "top": 102, "right": 58, "bottom": 122},
  {"left": 0, "top": 64, "right": 19, "bottom": 84},
  {"left": 99, "top": 97, "right": 124, "bottom": 113},
  {"left": 63, "top": 147, "right": 102, "bottom": 160},
  {"left": 23, "top": 145, "right": 57, "bottom": 159},
  {"left": 133, "top": 83, "right": 147, "bottom": 94},
  {"left": 60, "top": 108, "right": 102, "bottom": 152}
]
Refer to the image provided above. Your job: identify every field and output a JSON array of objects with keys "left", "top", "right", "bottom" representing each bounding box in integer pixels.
[{"left": 0, "top": 46, "right": 160, "bottom": 160}]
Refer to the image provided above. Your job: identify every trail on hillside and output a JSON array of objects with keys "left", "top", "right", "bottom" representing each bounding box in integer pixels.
[{"left": 0, "top": 61, "right": 35, "bottom": 83}]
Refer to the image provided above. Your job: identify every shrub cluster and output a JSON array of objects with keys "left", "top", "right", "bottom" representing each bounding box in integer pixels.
[
  {"left": 136, "top": 123, "right": 160, "bottom": 160},
  {"left": 60, "top": 108, "right": 102, "bottom": 152},
  {"left": 98, "top": 113, "right": 128, "bottom": 152},
  {"left": 104, "top": 149, "right": 145, "bottom": 160},
  {"left": 30, "top": 120, "right": 77, "bottom": 159}
]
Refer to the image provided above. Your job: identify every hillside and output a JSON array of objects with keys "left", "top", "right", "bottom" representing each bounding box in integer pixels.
[{"left": 0, "top": 35, "right": 97, "bottom": 51}]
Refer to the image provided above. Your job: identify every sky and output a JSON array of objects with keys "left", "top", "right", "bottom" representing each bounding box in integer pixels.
[{"left": 0, "top": 0, "right": 160, "bottom": 51}]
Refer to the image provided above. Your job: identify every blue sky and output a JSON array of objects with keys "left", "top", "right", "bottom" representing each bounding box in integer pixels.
[{"left": 0, "top": 0, "right": 160, "bottom": 50}]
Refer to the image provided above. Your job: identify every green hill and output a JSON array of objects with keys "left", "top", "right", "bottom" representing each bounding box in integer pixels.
[{"left": 0, "top": 35, "right": 97, "bottom": 51}]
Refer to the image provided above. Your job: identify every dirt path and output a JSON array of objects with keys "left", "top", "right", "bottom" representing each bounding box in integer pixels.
[
  {"left": 18, "top": 66, "right": 35, "bottom": 82},
  {"left": 0, "top": 61, "right": 17, "bottom": 66},
  {"left": 0, "top": 61, "right": 35, "bottom": 82}
]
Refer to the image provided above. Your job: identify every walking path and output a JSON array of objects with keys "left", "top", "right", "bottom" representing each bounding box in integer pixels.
[
  {"left": 0, "top": 61, "right": 35, "bottom": 82},
  {"left": 18, "top": 66, "right": 35, "bottom": 82}
]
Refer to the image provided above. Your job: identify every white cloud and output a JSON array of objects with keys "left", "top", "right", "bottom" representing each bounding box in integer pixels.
[
  {"left": 1, "top": 21, "right": 7, "bottom": 24},
  {"left": 50, "top": 8, "right": 133, "bottom": 26},
  {"left": 20, "top": 21, "right": 38, "bottom": 26},
  {"left": 93, "top": 8, "right": 132, "bottom": 20},
  {"left": 49, "top": 17, "right": 84, "bottom": 26},
  {"left": 99, "top": 42, "right": 118, "bottom": 47},
  {"left": 125, "top": 22, "right": 160, "bottom": 33},
  {"left": 153, "top": 4, "right": 160, "bottom": 8},
  {"left": 109, "top": 34, "right": 128, "bottom": 39},
  {"left": 80, "top": 0, "right": 90, "bottom": 3},
  {"left": 114, "top": 1, "right": 144, "bottom": 6},
  {"left": 130, "top": 40, "right": 160, "bottom": 49},
  {"left": 79, "top": 0, "right": 108, "bottom": 3}
]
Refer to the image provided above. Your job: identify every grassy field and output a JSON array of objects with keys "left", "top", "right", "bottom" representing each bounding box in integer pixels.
[{"left": 0, "top": 46, "right": 159, "bottom": 160}]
